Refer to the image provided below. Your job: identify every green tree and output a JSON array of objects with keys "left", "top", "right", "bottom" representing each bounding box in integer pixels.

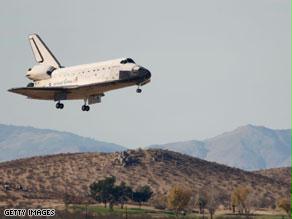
[
  {"left": 90, "top": 176, "right": 116, "bottom": 209},
  {"left": 132, "top": 185, "right": 153, "bottom": 208},
  {"left": 115, "top": 181, "right": 132, "bottom": 209},
  {"left": 197, "top": 192, "right": 207, "bottom": 215}
]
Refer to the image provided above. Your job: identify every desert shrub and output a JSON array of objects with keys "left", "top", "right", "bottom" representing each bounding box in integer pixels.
[
  {"left": 277, "top": 197, "right": 291, "bottom": 218},
  {"left": 151, "top": 196, "right": 167, "bottom": 210}
]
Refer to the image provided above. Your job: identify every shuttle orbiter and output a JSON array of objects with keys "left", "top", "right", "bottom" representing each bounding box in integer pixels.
[{"left": 9, "top": 34, "right": 151, "bottom": 111}]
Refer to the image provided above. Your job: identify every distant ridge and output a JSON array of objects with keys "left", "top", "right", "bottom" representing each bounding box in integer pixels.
[
  {"left": 0, "top": 124, "right": 126, "bottom": 162},
  {"left": 149, "top": 125, "right": 291, "bottom": 170},
  {"left": 1, "top": 124, "right": 290, "bottom": 170}
]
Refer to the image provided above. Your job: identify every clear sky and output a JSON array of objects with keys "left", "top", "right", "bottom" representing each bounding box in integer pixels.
[{"left": 0, "top": 0, "right": 290, "bottom": 148}]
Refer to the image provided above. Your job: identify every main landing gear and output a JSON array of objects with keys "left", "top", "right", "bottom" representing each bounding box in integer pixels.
[
  {"left": 56, "top": 102, "right": 64, "bottom": 109},
  {"left": 81, "top": 105, "right": 90, "bottom": 111},
  {"left": 81, "top": 98, "right": 90, "bottom": 111},
  {"left": 55, "top": 100, "right": 90, "bottom": 111}
]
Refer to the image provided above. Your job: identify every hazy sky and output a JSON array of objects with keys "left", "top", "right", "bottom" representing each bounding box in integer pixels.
[{"left": 0, "top": 0, "right": 290, "bottom": 148}]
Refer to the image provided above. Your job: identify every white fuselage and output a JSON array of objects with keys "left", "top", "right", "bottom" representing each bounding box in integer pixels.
[
  {"left": 21, "top": 57, "right": 151, "bottom": 101},
  {"left": 31, "top": 58, "right": 136, "bottom": 88}
]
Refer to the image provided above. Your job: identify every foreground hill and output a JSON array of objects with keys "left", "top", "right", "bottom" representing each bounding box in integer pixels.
[
  {"left": 0, "top": 149, "right": 289, "bottom": 207},
  {"left": 150, "top": 125, "right": 291, "bottom": 170},
  {"left": 254, "top": 167, "right": 291, "bottom": 185},
  {"left": 0, "top": 124, "right": 126, "bottom": 162}
]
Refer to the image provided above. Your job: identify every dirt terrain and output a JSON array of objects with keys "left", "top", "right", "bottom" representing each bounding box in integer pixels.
[
  {"left": 254, "top": 167, "right": 291, "bottom": 185},
  {"left": 0, "top": 149, "right": 289, "bottom": 207}
]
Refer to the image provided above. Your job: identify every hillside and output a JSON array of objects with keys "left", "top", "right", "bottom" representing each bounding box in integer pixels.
[
  {"left": 0, "top": 124, "right": 126, "bottom": 162},
  {"left": 150, "top": 125, "right": 291, "bottom": 170},
  {"left": 0, "top": 149, "right": 289, "bottom": 208},
  {"left": 254, "top": 167, "right": 291, "bottom": 185}
]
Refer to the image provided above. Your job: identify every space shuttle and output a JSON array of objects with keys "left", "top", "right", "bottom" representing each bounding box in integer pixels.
[{"left": 8, "top": 34, "right": 151, "bottom": 111}]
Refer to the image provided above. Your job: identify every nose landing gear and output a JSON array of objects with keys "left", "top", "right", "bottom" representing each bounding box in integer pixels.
[
  {"left": 56, "top": 102, "right": 64, "bottom": 109},
  {"left": 136, "top": 84, "right": 142, "bottom": 93}
]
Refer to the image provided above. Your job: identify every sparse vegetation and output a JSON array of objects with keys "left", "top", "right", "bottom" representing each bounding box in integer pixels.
[
  {"left": 255, "top": 167, "right": 291, "bottom": 185},
  {"left": 277, "top": 197, "right": 291, "bottom": 218},
  {"left": 231, "top": 185, "right": 259, "bottom": 218},
  {"left": 0, "top": 149, "right": 290, "bottom": 219},
  {"left": 205, "top": 187, "right": 221, "bottom": 219},
  {"left": 167, "top": 186, "right": 191, "bottom": 217},
  {"left": 152, "top": 195, "right": 167, "bottom": 210}
]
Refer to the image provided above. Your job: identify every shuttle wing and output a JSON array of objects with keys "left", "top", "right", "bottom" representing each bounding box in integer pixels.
[
  {"left": 9, "top": 77, "right": 132, "bottom": 100},
  {"left": 8, "top": 87, "right": 67, "bottom": 100},
  {"left": 8, "top": 84, "right": 107, "bottom": 100}
]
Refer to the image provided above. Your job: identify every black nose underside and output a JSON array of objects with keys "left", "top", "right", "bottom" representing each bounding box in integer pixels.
[
  {"left": 145, "top": 71, "right": 151, "bottom": 80},
  {"left": 140, "top": 68, "right": 151, "bottom": 80}
]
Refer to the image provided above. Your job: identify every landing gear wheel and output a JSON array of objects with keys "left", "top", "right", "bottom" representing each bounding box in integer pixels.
[
  {"left": 82, "top": 105, "right": 90, "bottom": 111},
  {"left": 136, "top": 88, "right": 142, "bottom": 93},
  {"left": 56, "top": 102, "right": 64, "bottom": 109}
]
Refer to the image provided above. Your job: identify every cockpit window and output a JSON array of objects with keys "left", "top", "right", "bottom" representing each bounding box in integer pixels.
[
  {"left": 126, "top": 58, "right": 135, "bottom": 63},
  {"left": 120, "top": 58, "right": 135, "bottom": 64}
]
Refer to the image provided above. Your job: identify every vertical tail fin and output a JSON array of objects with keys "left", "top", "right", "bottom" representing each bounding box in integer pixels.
[{"left": 28, "top": 34, "right": 61, "bottom": 68}]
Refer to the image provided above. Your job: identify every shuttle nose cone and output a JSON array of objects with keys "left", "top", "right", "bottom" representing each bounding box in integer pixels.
[
  {"left": 131, "top": 66, "right": 151, "bottom": 82},
  {"left": 139, "top": 67, "right": 151, "bottom": 80},
  {"left": 143, "top": 68, "right": 151, "bottom": 80}
]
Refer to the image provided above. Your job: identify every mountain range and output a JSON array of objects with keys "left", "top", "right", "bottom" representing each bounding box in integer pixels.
[
  {"left": 0, "top": 124, "right": 126, "bottom": 162},
  {"left": 0, "top": 123, "right": 290, "bottom": 170},
  {"left": 149, "top": 125, "right": 291, "bottom": 170}
]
